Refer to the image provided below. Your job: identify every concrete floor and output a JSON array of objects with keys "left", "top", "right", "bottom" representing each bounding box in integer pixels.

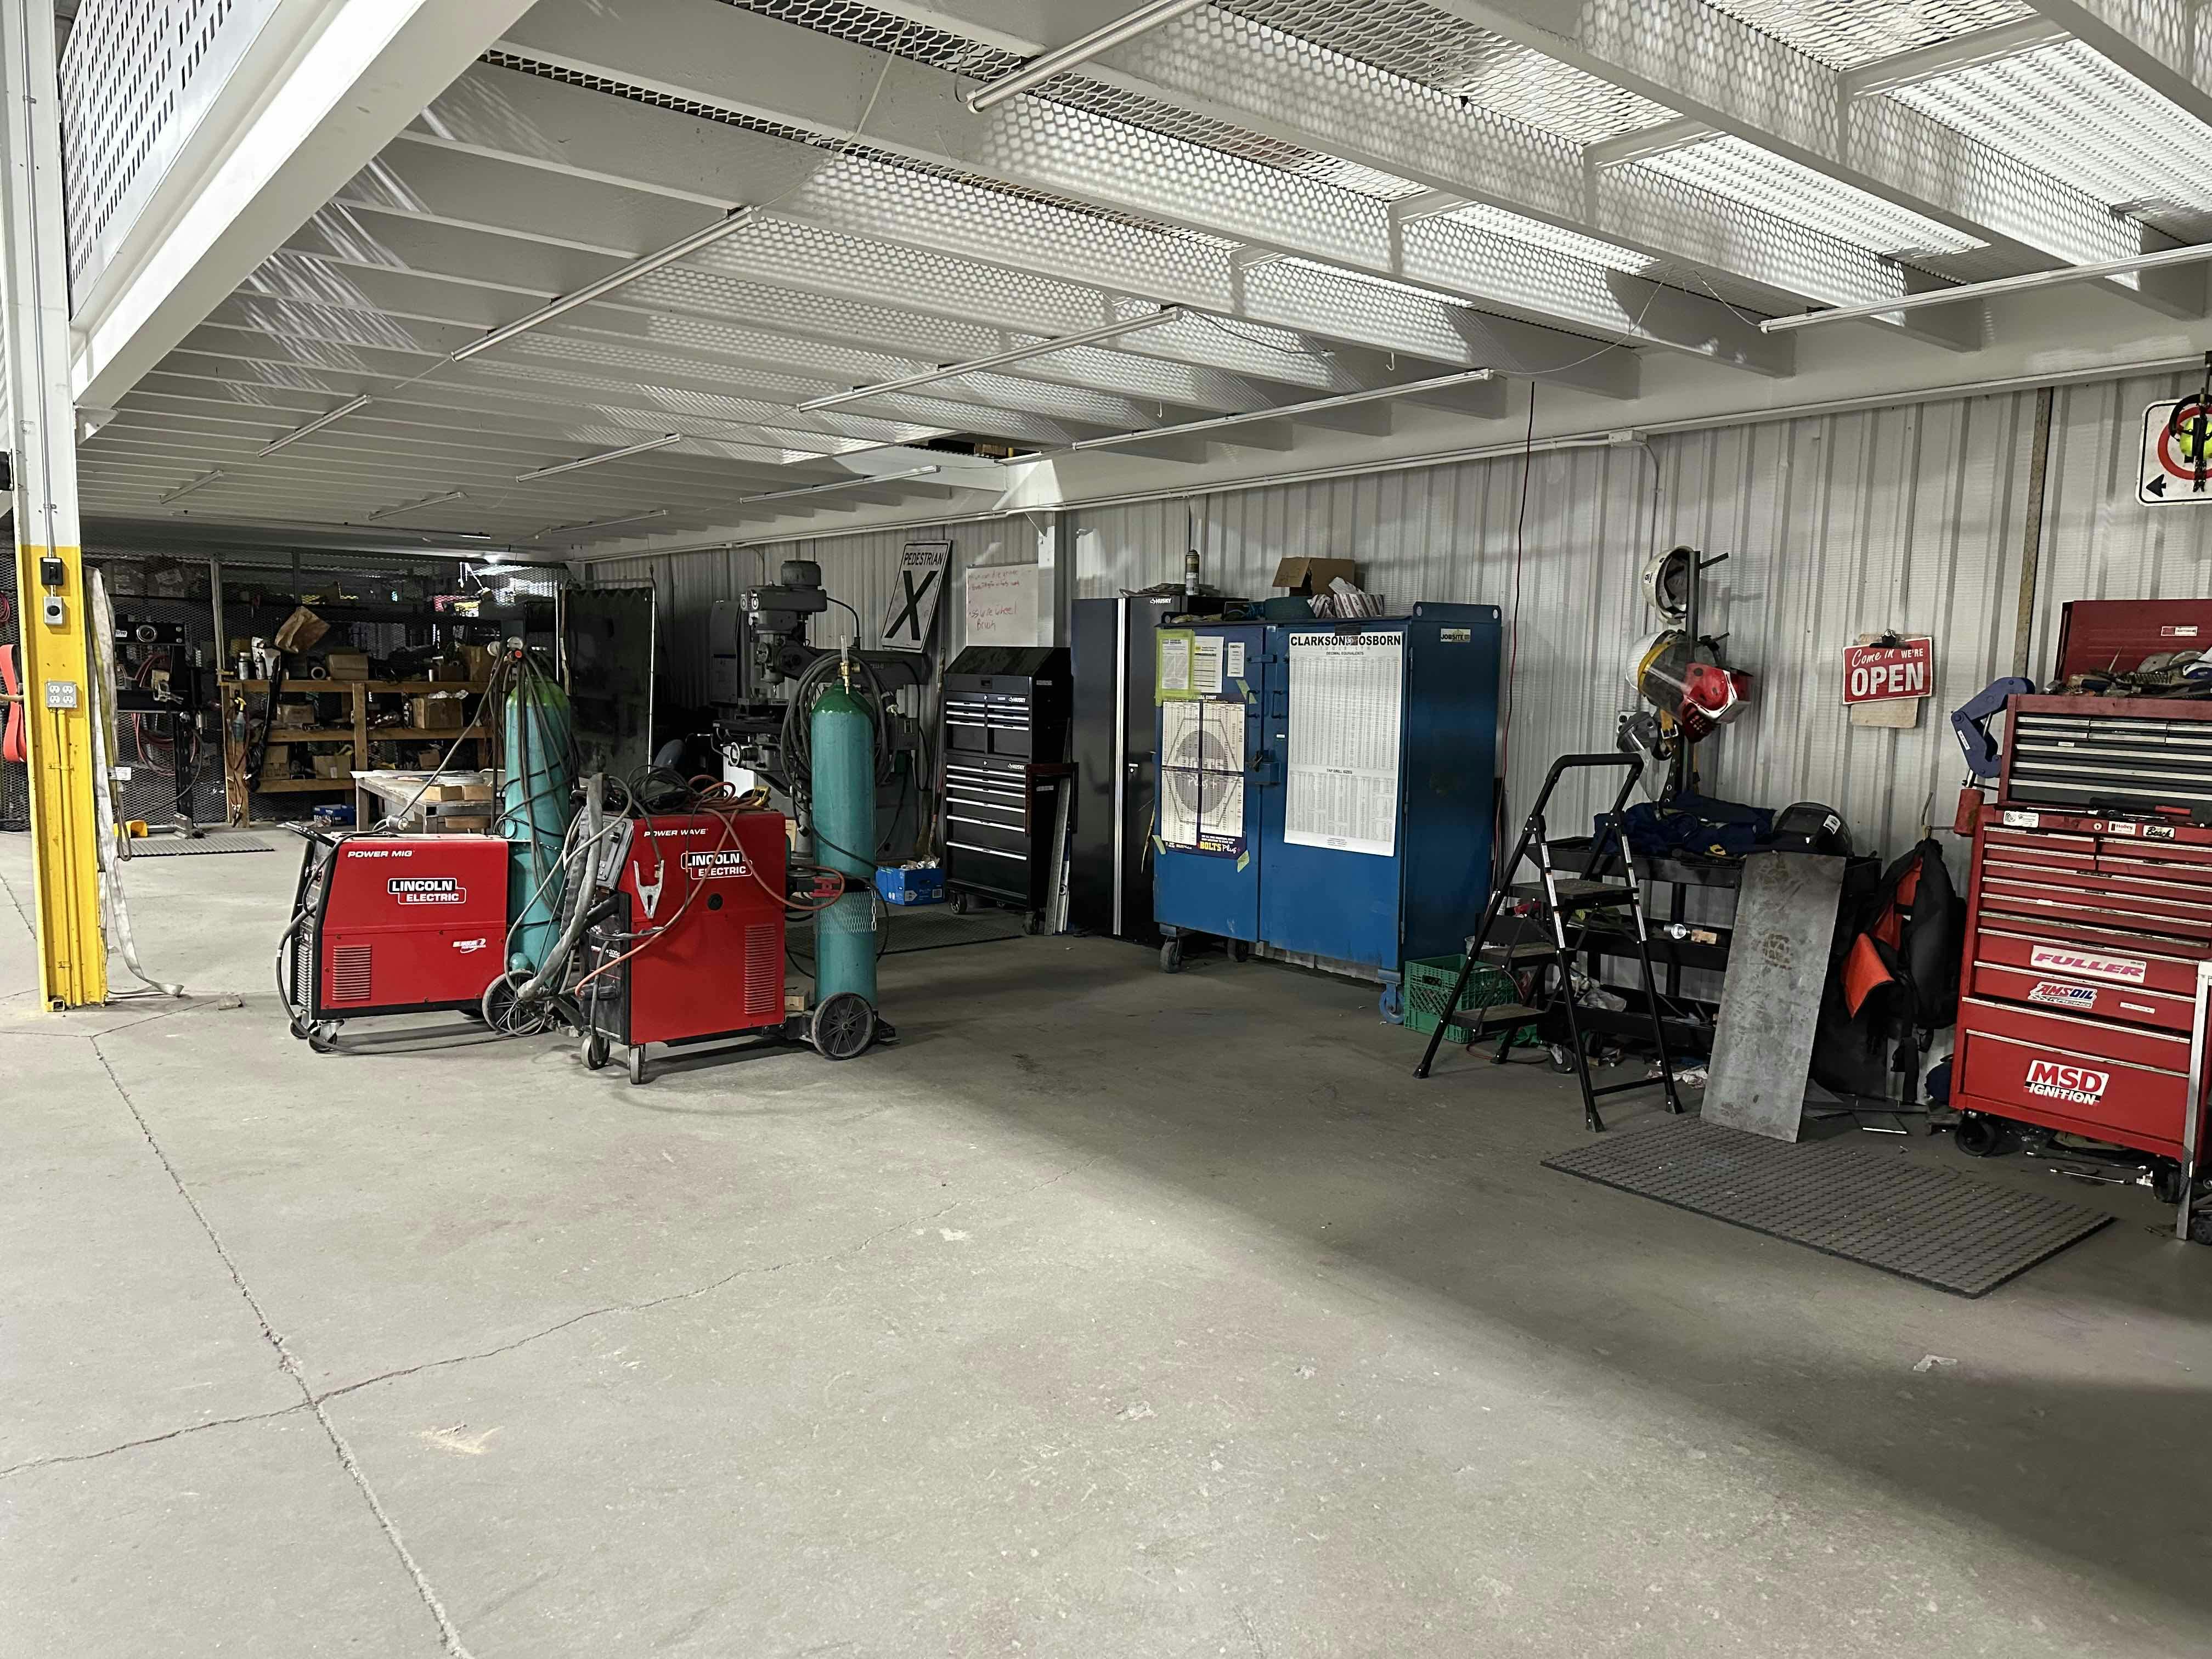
[{"left": 3, "top": 833, "right": 2210, "bottom": 1658}]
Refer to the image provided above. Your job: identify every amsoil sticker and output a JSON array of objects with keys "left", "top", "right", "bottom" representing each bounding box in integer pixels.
[
  {"left": 388, "top": 876, "right": 466, "bottom": 905},
  {"left": 680, "top": 850, "right": 752, "bottom": 878},
  {"left": 2028, "top": 944, "right": 2147, "bottom": 984},
  {"left": 2027, "top": 980, "right": 2098, "bottom": 1010},
  {"left": 2024, "top": 1058, "right": 2110, "bottom": 1105}
]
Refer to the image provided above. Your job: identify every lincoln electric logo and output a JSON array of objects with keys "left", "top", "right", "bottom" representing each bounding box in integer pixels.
[
  {"left": 680, "top": 850, "right": 751, "bottom": 878},
  {"left": 388, "top": 875, "right": 466, "bottom": 905},
  {"left": 2024, "top": 1059, "right": 2110, "bottom": 1104}
]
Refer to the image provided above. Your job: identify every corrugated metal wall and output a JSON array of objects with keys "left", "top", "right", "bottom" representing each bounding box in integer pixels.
[
  {"left": 2034, "top": 368, "right": 2212, "bottom": 663},
  {"left": 1070, "top": 391, "right": 2035, "bottom": 864}
]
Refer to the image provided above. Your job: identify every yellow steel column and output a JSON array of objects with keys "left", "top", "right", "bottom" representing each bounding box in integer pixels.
[{"left": 1, "top": 0, "right": 103, "bottom": 1007}]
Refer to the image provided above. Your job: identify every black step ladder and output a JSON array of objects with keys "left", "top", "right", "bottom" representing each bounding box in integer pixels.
[{"left": 1414, "top": 753, "right": 1686, "bottom": 1132}]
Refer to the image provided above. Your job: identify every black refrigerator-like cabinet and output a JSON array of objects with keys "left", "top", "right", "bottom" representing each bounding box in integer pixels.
[{"left": 1067, "top": 594, "right": 1239, "bottom": 944}]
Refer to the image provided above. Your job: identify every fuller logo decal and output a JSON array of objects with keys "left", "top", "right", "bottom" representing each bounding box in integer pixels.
[
  {"left": 2027, "top": 944, "right": 2147, "bottom": 984},
  {"left": 388, "top": 876, "right": 466, "bottom": 905},
  {"left": 2024, "top": 1059, "right": 2110, "bottom": 1104}
]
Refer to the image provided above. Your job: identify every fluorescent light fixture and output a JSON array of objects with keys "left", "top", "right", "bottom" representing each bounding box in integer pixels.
[
  {"left": 795, "top": 308, "right": 1185, "bottom": 413},
  {"left": 159, "top": 470, "right": 225, "bottom": 504},
  {"left": 449, "top": 210, "right": 756, "bottom": 364},
  {"left": 966, "top": 0, "right": 1207, "bottom": 111},
  {"left": 515, "top": 433, "right": 682, "bottom": 482},
  {"left": 1761, "top": 242, "right": 2212, "bottom": 332},
  {"left": 1000, "top": 369, "right": 1497, "bottom": 461},
  {"left": 258, "top": 394, "right": 373, "bottom": 456},
  {"left": 363, "top": 489, "right": 466, "bottom": 522},
  {"left": 533, "top": 509, "right": 670, "bottom": 539},
  {"left": 736, "top": 465, "right": 941, "bottom": 507}
]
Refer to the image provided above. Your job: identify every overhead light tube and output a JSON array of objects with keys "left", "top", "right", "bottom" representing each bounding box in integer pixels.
[
  {"left": 159, "top": 470, "right": 226, "bottom": 504},
  {"left": 1760, "top": 240, "right": 2212, "bottom": 332},
  {"left": 450, "top": 210, "right": 757, "bottom": 363},
  {"left": 1000, "top": 368, "right": 1497, "bottom": 461},
  {"left": 966, "top": 0, "right": 1209, "bottom": 111},
  {"left": 257, "top": 394, "right": 373, "bottom": 455},
  {"left": 363, "top": 489, "right": 466, "bottom": 522},
  {"left": 735, "top": 465, "right": 941, "bottom": 506},
  {"left": 515, "top": 433, "right": 682, "bottom": 482},
  {"left": 794, "top": 308, "right": 1185, "bottom": 413},
  {"left": 534, "top": 509, "right": 670, "bottom": 539}
]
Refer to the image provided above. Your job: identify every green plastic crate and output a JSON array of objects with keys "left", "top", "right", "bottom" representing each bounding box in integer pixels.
[{"left": 1402, "top": 953, "right": 1537, "bottom": 1045}]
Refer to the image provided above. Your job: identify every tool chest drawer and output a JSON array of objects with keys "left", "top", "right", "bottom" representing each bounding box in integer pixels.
[
  {"left": 1961, "top": 993, "right": 2192, "bottom": 1072},
  {"left": 1966, "top": 957, "right": 2196, "bottom": 1032},
  {"left": 1972, "top": 924, "right": 2207, "bottom": 998},
  {"left": 1954, "top": 1024, "right": 2194, "bottom": 1157},
  {"left": 1981, "top": 854, "right": 2212, "bottom": 910},
  {"left": 1974, "top": 876, "right": 2212, "bottom": 942}
]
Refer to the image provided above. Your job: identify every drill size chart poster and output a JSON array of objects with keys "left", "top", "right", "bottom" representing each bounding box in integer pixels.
[{"left": 1284, "top": 628, "right": 1403, "bottom": 858}]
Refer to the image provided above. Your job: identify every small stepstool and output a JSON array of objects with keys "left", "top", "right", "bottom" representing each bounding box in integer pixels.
[{"left": 1414, "top": 753, "right": 1686, "bottom": 1131}]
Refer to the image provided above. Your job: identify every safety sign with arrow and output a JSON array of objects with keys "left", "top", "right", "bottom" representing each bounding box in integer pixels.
[{"left": 2140, "top": 353, "right": 2212, "bottom": 506}]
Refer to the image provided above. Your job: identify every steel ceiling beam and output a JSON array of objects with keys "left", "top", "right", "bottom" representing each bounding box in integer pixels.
[
  {"left": 2015, "top": 2, "right": 2212, "bottom": 128},
  {"left": 1428, "top": 0, "right": 2204, "bottom": 319},
  {"left": 69, "top": 0, "right": 542, "bottom": 412},
  {"left": 879, "top": 0, "right": 1976, "bottom": 349},
  {"left": 410, "top": 62, "right": 1639, "bottom": 395},
  {"left": 498, "top": 1, "right": 1785, "bottom": 371}
]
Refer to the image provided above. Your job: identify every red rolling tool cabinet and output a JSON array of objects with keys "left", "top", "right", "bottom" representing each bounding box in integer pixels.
[{"left": 1953, "top": 693, "right": 2212, "bottom": 1240}]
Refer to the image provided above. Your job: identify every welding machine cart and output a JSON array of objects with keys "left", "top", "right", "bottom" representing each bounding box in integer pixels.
[
  {"left": 573, "top": 810, "right": 876, "bottom": 1085},
  {"left": 278, "top": 828, "right": 518, "bottom": 1052},
  {"left": 1151, "top": 606, "right": 1502, "bottom": 994}
]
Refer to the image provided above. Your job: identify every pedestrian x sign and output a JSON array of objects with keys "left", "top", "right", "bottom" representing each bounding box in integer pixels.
[{"left": 881, "top": 541, "right": 950, "bottom": 651}]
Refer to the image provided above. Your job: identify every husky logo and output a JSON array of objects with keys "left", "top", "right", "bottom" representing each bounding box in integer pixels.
[
  {"left": 2027, "top": 980, "right": 2098, "bottom": 1010},
  {"left": 680, "top": 850, "right": 751, "bottom": 878},
  {"left": 2028, "top": 945, "right": 2146, "bottom": 984},
  {"left": 388, "top": 876, "right": 465, "bottom": 905},
  {"left": 2024, "top": 1059, "right": 2110, "bottom": 1104}
]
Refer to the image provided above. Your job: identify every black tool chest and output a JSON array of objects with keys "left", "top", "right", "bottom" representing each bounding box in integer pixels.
[{"left": 939, "top": 647, "right": 1070, "bottom": 922}]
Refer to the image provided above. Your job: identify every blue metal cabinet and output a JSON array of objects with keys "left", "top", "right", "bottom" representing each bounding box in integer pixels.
[
  {"left": 1150, "top": 622, "right": 1266, "bottom": 944},
  {"left": 1153, "top": 605, "right": 1500, "bottom": 980}
]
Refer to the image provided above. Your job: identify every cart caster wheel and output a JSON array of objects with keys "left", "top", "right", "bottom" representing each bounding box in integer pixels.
[
  {"left": 810, "top": 991, "right": 876, "bottom": 1060},
  {"left": 1159, "top": 939, "right": 1183, "bottom": 974},
  {"left": 2189, "top": 1205, "right": 2212, "bottom": 1248},
  {"left": 1022, "top": 912, "right": 1043, "bottom": 936},
  {"left": 581, "top": 1031, "right": 610, "bottom": 1071},
  {"left": 628, "top": 1045, "right": 648, "bottom": 1086},
  {"left": 951, "top": 892, "right": 973, "bottom": 916},
  {"left": 2152, "top": 1165, "right": 2187, "bottom": 1205},
  {"left": 1545, "top": 1042, "right": 1576, "bottom": 1075},
  {"left": 306, "top": 1021, "right": 340, "bottom": 1055},
  {"left": 1229, "top": 940, "right": 1250, "bottom": 963},
  {"left": 1953, "top": 1113, "right": 2010, "bottom": 1158},
  {"left": 1378, "top": 985, "right": 1403, "bottom": 1025}
]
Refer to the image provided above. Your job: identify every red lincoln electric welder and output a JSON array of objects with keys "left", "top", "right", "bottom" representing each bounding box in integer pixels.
[
  {"left": 279, "top": 832, "right": 514, "bottom": 1051},
  {"left": 573, "top": 807, "right": 858, "bottom": 1085}
]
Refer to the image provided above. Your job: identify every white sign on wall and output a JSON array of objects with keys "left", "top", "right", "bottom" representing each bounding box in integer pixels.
[
  {"left": 963, "top": 563, "right": 1046, "bottom": 647},
  {"left": 2139, "top": 398, "right": 2212, "bottom": 505},
  {"left": 881, "top": 541, "right": 950, "bottom": 651}
]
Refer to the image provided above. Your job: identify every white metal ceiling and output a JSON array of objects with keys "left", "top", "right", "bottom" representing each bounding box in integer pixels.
[{"left": 55, "top": 0, "right": 2212, "bottom": 551}]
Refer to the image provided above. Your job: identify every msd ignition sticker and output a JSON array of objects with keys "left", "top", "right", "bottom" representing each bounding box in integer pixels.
[
  {"left": 2028, "top": 944, "right": 2147, "bottom": 984},
  {"left": 2027, "top": 980, "right": 2098, "bottom": 1011},
  {"left": 2025, "top": 1059, "right": 2111, "bottom": 1105},
  {"left": 388, "top": 876, "right": 466, "bottom": 905},
  {"left": 680, "top": 850, "right": 752, "bottom": 878}
]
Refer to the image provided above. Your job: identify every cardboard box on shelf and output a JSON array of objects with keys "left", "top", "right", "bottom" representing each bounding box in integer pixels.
[
  {"left": 312, "top": 753, "right": 352, "bottom": 780},
  {"left": 324, "top": 650, "right": 370, "bottom": 680},
  {"left": 274, "top": 702, "right": 318, "bottom": 729},
  {"left": 428, "top": 657, "right": 469, "bottom": 682},
  {"left": 459, "top": 643, "right": 495, "bottom": 682},
  {"left": 271, "top": 606, "right": 329, "bottom": 653},
  {"left": 410, "top": 693, "right": 466, "bottom": 730},
  {"left": 1271, "top": 556, "right": 1358, "bottom": 594}
]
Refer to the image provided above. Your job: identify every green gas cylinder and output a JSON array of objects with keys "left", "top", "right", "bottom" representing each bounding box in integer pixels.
[
  {"left": 499, "top": 669, "right": 575, "bottom": 973},
  {"left": 809, "top": 681, "right": 877, "bottom": 1007}
]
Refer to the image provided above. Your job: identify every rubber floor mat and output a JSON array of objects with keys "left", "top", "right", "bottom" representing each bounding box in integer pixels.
[
  {"left": 1543, "top": 1114, "right": 2111, "bottom": 1297},
  {"left": 119, "top": 832, "right": 273, "bottom": 857}
]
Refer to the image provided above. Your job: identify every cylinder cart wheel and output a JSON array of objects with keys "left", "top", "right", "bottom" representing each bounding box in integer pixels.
[
  {"left": 628, "top": 1045, "right": 649, "bottom": 1086},
  {"left": 1953, "top": 1113, "right": 2010, "bottom": 1158},
  {"left": 306, "top": 1020, "right": 341, "bottom": 1055},
  {"left": 2190, "top": 1204, "right": 2212, "bottom": 1248},
  {"left": 1022, "top": 912, "right": 1043, "bottom": 936},
  {"left": 1378, "top": 985, "right": 1403, "bottom": 1025},
  {"left": 580, "top": 1030, "right": 610, "bottom": 1071},
  {"left": 1229, "top": 940, "right": 1250, "bottom": 963},
  {"left": 811, "top": 991, "right": 877, "bottom": 1060},
  {"left": 1159, "top": 938, "right": 1184, "bottom": 974}
]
